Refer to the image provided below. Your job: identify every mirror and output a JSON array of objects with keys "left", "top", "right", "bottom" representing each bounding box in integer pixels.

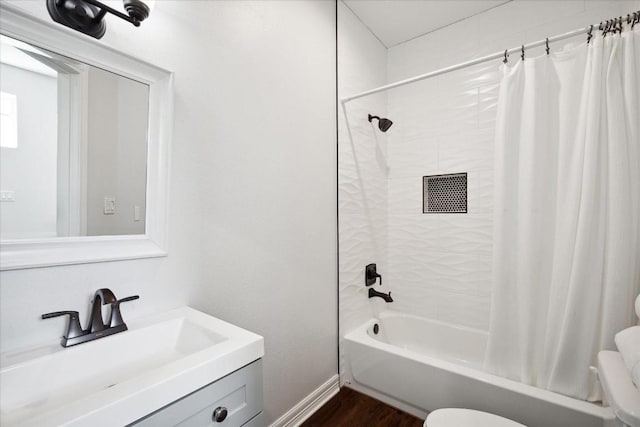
[
  {"left": 0, "top": 4, "right": 172, "bottom": 270},
  {"left": 0, "top": 34, "right": 149, "bottom": 240}
]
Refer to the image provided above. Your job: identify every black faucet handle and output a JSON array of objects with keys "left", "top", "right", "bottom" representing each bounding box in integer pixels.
[
  {"left": 109, "top": 295, "right": 139, "bottom": 328},
  {"left": 42, "top": 310, "right": 85, "bottom": 339},
  {"left": 365, "top": 263, "right": 382, "bottom": 287}
]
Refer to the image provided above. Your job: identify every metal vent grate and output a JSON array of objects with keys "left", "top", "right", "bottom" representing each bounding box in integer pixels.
[{"left": 423, "top": 173, "right": 467, "bottom": 213}]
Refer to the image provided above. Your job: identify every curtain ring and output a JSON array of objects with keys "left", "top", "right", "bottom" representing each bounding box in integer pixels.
[
  {"left": 545, "top": 38, "right": 550, "bottom": 55},
  {"left": 587, "top": 25, "right": 593, "bottom": 44},
  {"left": 503, "top": 49, "right": 508, "bottom": 64},
  {"left": 599, "top": 21, "right": 603, "bottom": 31},
  {"left": 521, "top": 45, "right": 525, "bottom": 61}
]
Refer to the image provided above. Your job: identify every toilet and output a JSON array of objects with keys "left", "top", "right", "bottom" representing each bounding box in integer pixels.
[
  {"left": 424, "top": 351, "right": 640, "bottom": 427},
  {"left": 424, "top": 408, "right": 526, "bottom": 427},
  {"left": 598, "top": 350, "right": 640, "bottom": 427}
]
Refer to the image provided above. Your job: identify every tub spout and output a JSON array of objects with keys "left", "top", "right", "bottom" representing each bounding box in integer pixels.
[{"left": 368, "top": 288, "right": 393, "bottom": 303}]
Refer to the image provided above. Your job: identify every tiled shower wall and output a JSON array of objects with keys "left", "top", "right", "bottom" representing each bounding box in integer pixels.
[
  {"left": 386, "top": 53, "right": 496, "bottom": 330},
  {"left": 385, "top": 0, "right": 640, "bottom": 331},
  {"left": 338, "top": 1, "right": 388, "bottom": 383}
]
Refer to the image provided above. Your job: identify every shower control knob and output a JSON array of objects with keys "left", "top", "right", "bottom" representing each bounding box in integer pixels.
[{"left": 212, "top": 406, "right": 228, "bottom": 422}]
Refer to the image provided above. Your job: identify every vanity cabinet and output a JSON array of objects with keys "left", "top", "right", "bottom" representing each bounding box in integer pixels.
[{"left": 130, "top": 359, "right": 263, "bottom": 427}]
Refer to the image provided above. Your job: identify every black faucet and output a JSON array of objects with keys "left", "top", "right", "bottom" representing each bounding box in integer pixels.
[
  {"left": 368, "top": 288, "right": 393, "bottom": 303},
  {"left": 42, "top": 288, "right": 139, "bottom": 348},
  {"left": 365, "top": 263, "right": 382, "bottom": 286},
  {"left": 88, "top": 288, "right": 116, "bottom": 333}
]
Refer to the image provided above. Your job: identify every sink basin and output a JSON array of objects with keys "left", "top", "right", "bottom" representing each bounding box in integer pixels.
[{"left": 0, "top": 307, "right": 264, "bottom": 427}]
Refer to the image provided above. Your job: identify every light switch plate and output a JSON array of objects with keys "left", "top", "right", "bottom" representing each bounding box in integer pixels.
[
  {"left": 0, "top": 191, "right": 15, "bottom": 202},
  {"left": 103, "top": 196, "right": 116, "bottom": 214}
]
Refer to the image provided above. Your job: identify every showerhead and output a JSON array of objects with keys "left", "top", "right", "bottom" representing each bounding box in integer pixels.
[
  {"left": 378, "top": 118, "right": 393, "bottom": 132},
  {"left": 368, "top": 114, "right": 393, "bottom": 132}
]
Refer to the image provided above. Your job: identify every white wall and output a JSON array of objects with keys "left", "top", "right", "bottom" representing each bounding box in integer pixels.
[
  {"left": 384, "top": 0, "right": 640, "bottom": 331},
  {"left": 337, "top": 1, "right": 388, "bottom": 385},
  {"left": 185, "top": 1, "right": 337, "bottom": 422},
  {"left": 114, "top": 76, "right": 148, "bottom": 234},
  {"left": 86, "top": 67, "right": 147, "bottom": 236},
  {"left": 0, "top": 1, "right": 337, "bottom": 424},
  {"left": 0, "top": 63, "right": 58, "bottom": 239}
]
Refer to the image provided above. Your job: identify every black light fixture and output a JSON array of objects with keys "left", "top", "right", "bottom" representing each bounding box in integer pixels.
[
  {"left": 368, "top": 114, "right": 393, "bottom": 132},
  {"left": 46, "top": 0, "right": 154, "bottom": 39}
]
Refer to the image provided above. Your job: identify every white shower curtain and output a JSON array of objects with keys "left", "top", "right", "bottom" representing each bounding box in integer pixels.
[{"left": 485, "top": 29, "right": 640, "bottom": 401}]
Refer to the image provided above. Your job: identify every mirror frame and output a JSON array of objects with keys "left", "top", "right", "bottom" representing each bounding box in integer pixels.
[{"left": 0, "top": 4, "right": 173, "bottom": 270}]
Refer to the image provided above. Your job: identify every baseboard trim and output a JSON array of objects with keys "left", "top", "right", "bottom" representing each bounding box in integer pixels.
[{"left": 270, "top": 374, "right": 340, "bottom": 427}]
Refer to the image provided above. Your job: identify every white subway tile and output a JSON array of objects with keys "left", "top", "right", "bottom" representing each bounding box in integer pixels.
[
  {"left": 438, "top": 129, "right": 494, "bottom": 172},
  {"left": 439, "top": 214, "right": 493, "bottom": 256},
  {"left": 388, "top": 139, "right": 438, "bottom": 178},
  {"left": 388, "top": 176, "right": 424, "bottom": 215}
]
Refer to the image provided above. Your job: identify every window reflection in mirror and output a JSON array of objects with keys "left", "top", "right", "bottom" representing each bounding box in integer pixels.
[{"left": 0, "top": 34, "right": 149, "bottom": 240}]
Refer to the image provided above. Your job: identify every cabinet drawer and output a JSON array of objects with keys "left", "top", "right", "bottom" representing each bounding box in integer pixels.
[{"left": 131, "top": 359, "right": 263, "bottom": 427}]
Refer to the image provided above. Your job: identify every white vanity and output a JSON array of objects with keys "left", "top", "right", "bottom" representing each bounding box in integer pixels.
[
  {"left": 1, "top": 307, "right": 265, "bottom": 426},
  {"left": 132, "top": 359, "right": 263, "bottom": 426}
]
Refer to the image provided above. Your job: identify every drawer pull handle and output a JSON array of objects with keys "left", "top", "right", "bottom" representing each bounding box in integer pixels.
[{"left": 213, "top": 406, "right": 228, "bottom": 422}]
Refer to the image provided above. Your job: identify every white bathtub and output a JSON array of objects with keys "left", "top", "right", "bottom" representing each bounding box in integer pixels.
[{"left": 344, "top": 311, "right": 617, "bottom": 427}]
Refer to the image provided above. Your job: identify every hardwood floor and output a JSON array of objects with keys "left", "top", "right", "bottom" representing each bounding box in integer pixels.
[{"left": 300, "top": 387, "right": 424, "bottom": 427}]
